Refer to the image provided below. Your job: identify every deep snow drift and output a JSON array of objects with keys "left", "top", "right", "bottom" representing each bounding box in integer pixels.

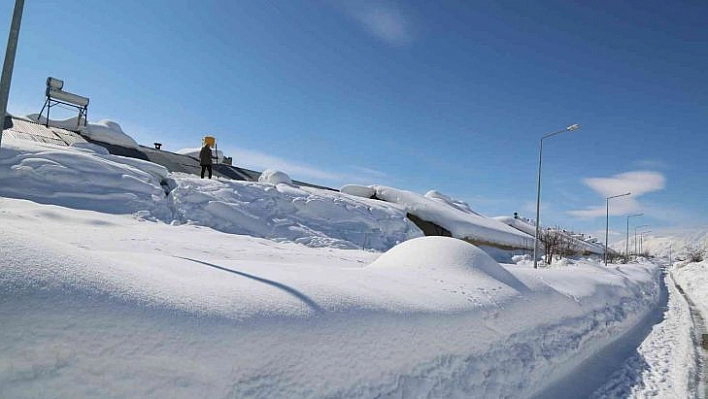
[{"left": 0, "top": 133, "right": 703, "bottom": 398}]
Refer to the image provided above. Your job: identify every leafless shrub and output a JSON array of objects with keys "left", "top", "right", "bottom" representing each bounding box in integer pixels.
[{"left": 686, "top": 246, "right": 705, "bottom": 263}]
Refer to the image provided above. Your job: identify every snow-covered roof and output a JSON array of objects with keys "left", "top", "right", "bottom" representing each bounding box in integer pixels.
[
  {"left": 342, "top": 185, "right": 535, "bottom": 250},
  {"left": 25, "top": 114, "right": 140, "bottom": 149},
  {"left": 494, "top": 215, "right": 605, "bottom": 255}
]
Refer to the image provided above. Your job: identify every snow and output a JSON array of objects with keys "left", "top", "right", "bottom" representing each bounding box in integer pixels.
[
  {"left": 674, "top": 260, "right": 708, "bottom": 327},
  {"left": 343, "top": 184, "right": 535, "bottom": 250},
  {"left": 258, "top": 168, "right": 292, "bottom": 185},
  {"left": 495, "top": 215, "right": 605, "bottom": 255},
  {"left": 167, "top": 174, "right": 421, "bottom": 251},
  {"left": 592, "top": 270, "right": 701, "bottom": 398},
  {"left": 26, "top": 114, "right": 140, "bottom": 149},
  {"left": 0, "top": 132, "right": 706, "bottom": 398}
]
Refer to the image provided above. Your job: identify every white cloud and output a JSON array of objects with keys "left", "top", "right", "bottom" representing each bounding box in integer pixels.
[
  {"left": 341, "top": 2, "right": 414, "bottom": 46},
  {"left": 583, "top": 171, "right": 665, "bottom": 198},
  {"left": 568, "top": 171, "right": 665, "bottom": 219}
]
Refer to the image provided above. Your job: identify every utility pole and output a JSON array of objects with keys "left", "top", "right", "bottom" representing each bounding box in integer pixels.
[{"left": 0, "top": 0, "right": 25, "bottom": 148}]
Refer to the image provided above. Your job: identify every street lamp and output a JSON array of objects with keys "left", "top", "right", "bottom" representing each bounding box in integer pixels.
[
  {"left": 0, "top": 0, "right": 25, "bottom": 148},
  {"left": 640, "top": 231, "right": 652, "bottom": 255},
  {"left": 533, "top": 123, "right": 581, "bottom": 268},
  {"left": 626, "top": 213, "right": 643, "bottom": 257},
  {"left": 605, "top": 192, "right": 631, "bottom": 266},
  {"left": 634, "top": 224, "right": 648, "bottom": 256}
]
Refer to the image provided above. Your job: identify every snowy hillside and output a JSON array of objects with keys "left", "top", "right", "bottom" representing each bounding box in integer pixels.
[{"left": 613, "top": 227, "right": 708, "bottom": 259}]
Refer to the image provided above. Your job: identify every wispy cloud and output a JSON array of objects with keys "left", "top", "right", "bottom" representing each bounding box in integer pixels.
[
  {"left": 227, "top": 147, "right": 344, "bottom": 182},
  {"left": 348, "top": 165, "right": 389, "bottom": 179},
  {"left": 340, "top": 2, "right": 415, "bottom": 46},
  {"left": 568, "top": 171, "right": 665, "bottom": 218},
  {"left": 223, "top": 147, "right": 395, "bottom": 186}
]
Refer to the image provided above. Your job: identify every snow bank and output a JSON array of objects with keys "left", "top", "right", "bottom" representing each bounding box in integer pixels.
[
  {"left": 0, "top": 200, "right": 663, "bottom": 398},
  {"left": 169, "top": 175, "right": 422, "bottom": 251},
  {"left": 592, "top": 271, "right": 699, "bottom": 398},
  {"left": 673, "top": 260, "right": 708, "bottom": 322},
  {"left": 0, "top": 137, "right": 170, "bottom": 219},
  {"left": 344, "top": 184, "right": 535, "bottom": 250}
]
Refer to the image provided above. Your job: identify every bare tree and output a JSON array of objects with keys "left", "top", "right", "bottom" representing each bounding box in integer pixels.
[
  {"left": 541, "top": 228, "right": 563, "bottom": 265},
  {"left": 686, "top": 246, "right": 705, "bottom": 263}
]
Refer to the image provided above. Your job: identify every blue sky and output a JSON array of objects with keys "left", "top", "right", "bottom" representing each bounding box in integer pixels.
[{"left": 1, "top": 0, "right": 706, "bottom": 239}]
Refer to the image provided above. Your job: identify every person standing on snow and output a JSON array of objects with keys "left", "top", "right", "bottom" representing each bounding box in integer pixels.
[{"left": 199, "top": 142, "right": 214, "bottom": 179}]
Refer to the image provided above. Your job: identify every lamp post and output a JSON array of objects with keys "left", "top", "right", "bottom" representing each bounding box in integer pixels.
[
  {"left": 0, "top": 0, "right": 25, "bottom": 148},
  {"left": 634, "top": 224, "right": 648, "bottom": 256},
  {"left": 533, "top": 123, "right": 581, "bottom": 268},
  {"left": 605, "top": 192, "right": 631, "bottom": 266},
  {"left": 668, "top": 244, "right": 672, "bottom": 267},
  {"left": 626, "top": 213, "right": 643, "bottom": 257},
  {"left": 640, "top": 231, "right": 652, "bottom": 255}
]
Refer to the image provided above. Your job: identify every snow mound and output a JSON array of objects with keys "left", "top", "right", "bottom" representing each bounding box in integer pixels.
[
  {"left": 258, "top": 169, "right": 292, "bottom": 185},
  {"left": 340, "top": 184, "right": 375, "bottom": 198},
  {"left": 169, "top": 176, "right": 422, "bottom": 251},
  {"left": 0, "top": 138, "right": 171, "bottom": 219},
  {"left": 369, "top": 236, "right": 529, "bottom": 292},
  {"left": 25, "top": 114, "right": 140, "bottom": 149},
  {"left": 424, "top": 190, "right": 480, "bottom": 215},
  {"left": 81, "top": 120, "right": 140, "bottom": 149}
]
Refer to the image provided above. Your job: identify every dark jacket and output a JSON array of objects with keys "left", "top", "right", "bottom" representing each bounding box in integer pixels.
[{"left": 199, "top": 145, "right": 213, "bottom": 166}]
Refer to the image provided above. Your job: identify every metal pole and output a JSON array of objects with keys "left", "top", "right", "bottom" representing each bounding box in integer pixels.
[
  {"left": 626, "top": 213, "right": 643, "bottom": 258},
  {"left": 0, "top": 0, "right": 25, "bottom": 148},
  {"left": 634, "top": 224, "right": 648, "bottom": 258},
  {"left": 668, "top": 244, "right": 672, "bottom": 267},
  {"left": 626, "top": 216, "right": 629, "bottom": 258},
  {"left": 533, "top": 138, "right": 544, "bottom": 269},
  {"left": 605, "top": 198, "right": 610, "bottom": 266},
  {"left": 532, "top": 124, "right": 580, "bottom": 269},
  {"left": 605, "top": 192, "right": 631, "bottom": 266}
]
